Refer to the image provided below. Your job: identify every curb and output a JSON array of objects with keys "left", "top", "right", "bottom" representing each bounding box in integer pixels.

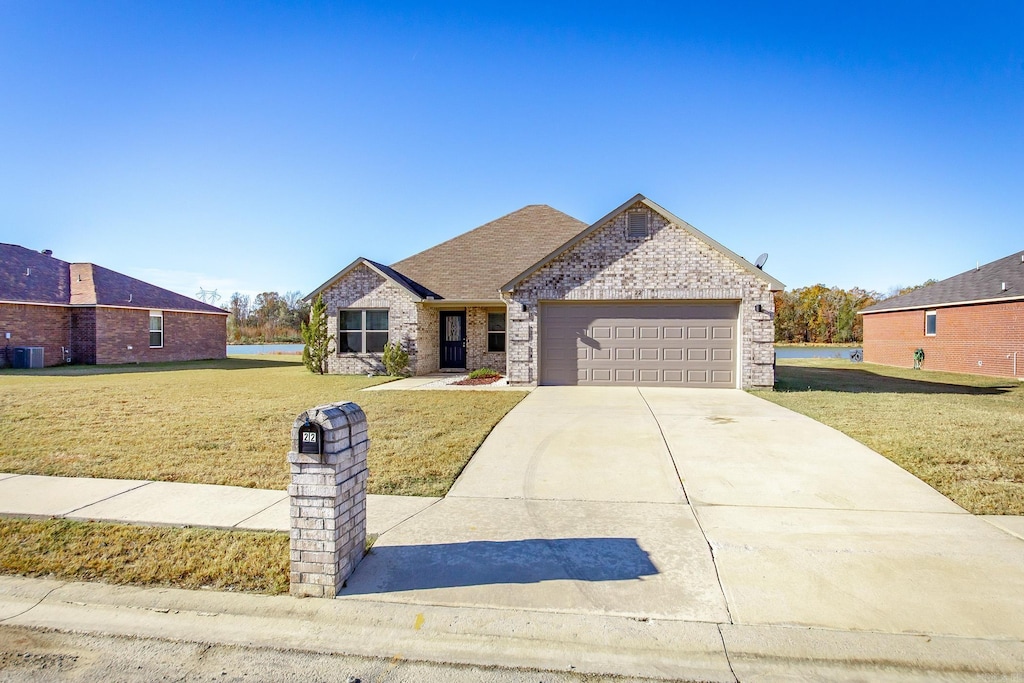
[{"left": 2, "top": 576, "right": 1022, "bottom": 682}]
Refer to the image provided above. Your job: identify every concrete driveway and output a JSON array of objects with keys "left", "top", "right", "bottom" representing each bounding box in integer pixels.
[{"left": 341, "top": 386, "right": 1024, "bottom": 643}]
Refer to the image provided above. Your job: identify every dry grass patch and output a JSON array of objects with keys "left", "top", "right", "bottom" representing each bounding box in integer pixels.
[
  {"left": 757, "top": 359, "right": 1024, "bottom": 515},
  {"left": 0, "top": 356, "right": 527, "bottom": 496},
  {"left": 0, "top": 519, "right": 289, "bottom": 594}
]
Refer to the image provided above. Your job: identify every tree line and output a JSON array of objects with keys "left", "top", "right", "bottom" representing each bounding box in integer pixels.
[
  {"left": 774, "top": 281, "right": 935, "bottom": 344},
  {"left": 223, "top": 291, "right": 310, "bottom": 344}
]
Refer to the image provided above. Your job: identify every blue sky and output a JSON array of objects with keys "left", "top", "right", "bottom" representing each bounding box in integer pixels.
[{"left": 1, "top": 2, "right": 1021, "bottom": 301}]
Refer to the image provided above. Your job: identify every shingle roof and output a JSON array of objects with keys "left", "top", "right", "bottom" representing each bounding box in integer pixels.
[
  {"left": 71, "top": 263, "right": 227, "bottom": 313},
  {"left": 0, "top": 244, "right": 71, "bottom": 304},
  {"left": 861, "top": 250, "right": 1024, "bottom": 314},
  {"left": 389, "top": 205, "right": 588, "bottom": 300},
  {"left": 0, "top": 243, "right": 226, "bottom": 314}
]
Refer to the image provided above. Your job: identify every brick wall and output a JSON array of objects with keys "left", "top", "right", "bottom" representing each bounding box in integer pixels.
[
  {"left": 70, "top": 307, "right": 97, "bottom": 364},
  {"left": 0, "top": 304, "right": 225, "bottom": 367},
  {"left": 94, "top": 308, "right": 226, "bottom": 364},
  {"left": 863, "top": 302, "right": 1024, "bottom": 378},
  {"left": 0, "top": 303, "right": 70, "bottom": 367},
  {"left": 319, "top": 264, "right": 423, "bottom": 375},
  {"left": 505, "top": 202, "right": 775, "bottom": 388},
  {"left": 465, "top": 306, "right": 506, "bottom": 373}
]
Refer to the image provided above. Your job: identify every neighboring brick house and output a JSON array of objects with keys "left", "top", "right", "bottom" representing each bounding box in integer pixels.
[
  {"left": 306, "top": 194, "right": 784, "bottom": 388},
  {"left": 860, "top": 250, "right": 1024, "bottom": 379},
  {"left": 0, "top": 244, "right": 227, "bottom": 367}
]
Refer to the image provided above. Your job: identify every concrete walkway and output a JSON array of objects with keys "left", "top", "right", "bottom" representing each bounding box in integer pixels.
[
  {"left": 0, "top": 474, "right": 438, "bottom": 536},
  {"left": 2, "top": 386, "right": 1024, "bottom": 680}
]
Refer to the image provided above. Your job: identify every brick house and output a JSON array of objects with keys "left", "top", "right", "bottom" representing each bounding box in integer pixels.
[
  {"left": 306, "top": 195, "right": 783, "bottom": 388},
  {"left": 860, "top": 250, "right": 1024, "bottom": 379},
  {"left": 0, "top": 244, "right": 227, "bottom": 367}
]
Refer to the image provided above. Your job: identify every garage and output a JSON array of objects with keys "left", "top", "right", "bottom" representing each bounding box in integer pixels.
[{"left": 539, "top": 301, "right": 739, "bottom": 387}]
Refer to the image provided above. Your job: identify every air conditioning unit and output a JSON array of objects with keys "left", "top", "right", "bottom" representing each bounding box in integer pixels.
[{"left": 13, "top": 347, "right": 44, "bottom": 369}]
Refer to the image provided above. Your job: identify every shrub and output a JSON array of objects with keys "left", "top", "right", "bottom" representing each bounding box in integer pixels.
[
  {"left": 467, "top": 368, "right": 501, "bottom": 380},
  {"left": 382, "top": 342, "right": 410, "bottom": 376}
]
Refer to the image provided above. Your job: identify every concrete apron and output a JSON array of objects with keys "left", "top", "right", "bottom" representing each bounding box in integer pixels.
[{"left": 340, "top": 385, "right": 1024, "bottom": 649}]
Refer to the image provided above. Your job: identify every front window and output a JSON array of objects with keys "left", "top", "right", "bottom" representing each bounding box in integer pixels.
[
  {"left": 925, "top": 310, "right": 937, "bottom": 336},
  {"left": 487, "top": 312, "right": 506, "bottom": 352},
  {"left": 149, "top": 312, "right": 163, "bottom": 348},
  {"left": 339, "top": 309, "right": 389, "bottom": 353}
]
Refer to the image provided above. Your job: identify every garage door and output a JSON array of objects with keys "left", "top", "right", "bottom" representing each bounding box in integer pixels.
[{"left": 539, "top": 302, "right": 738, "bottom": 387}]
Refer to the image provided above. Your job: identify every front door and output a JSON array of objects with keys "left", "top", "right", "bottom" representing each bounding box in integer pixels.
[{"left": 440, "top": 311, "right": 466, "bottom": 369}]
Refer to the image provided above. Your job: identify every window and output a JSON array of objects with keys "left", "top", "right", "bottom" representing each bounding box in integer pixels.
[
  {"left": 339, "top": 309, "right": 389, "bottom": 353},
  {"left": 925, "top": 310, "right": 937, "bottom": 336},
  {"left": 149, "top": 311, "right": 163, "bottom": 348},
  {"left": 627, "top": 212, "right": 649, "bottom": 239},
  {"left": 487, "top": 312, "right": 506, "bottom": 352}
]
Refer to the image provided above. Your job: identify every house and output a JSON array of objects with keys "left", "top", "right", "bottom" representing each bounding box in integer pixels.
[
  {"left": 0, "top": 244, "right": 228, "bottom": 367},
  {"left": 859, "top": 250, "right": 1024, "bottom": 379},
  {"left": 305, "top": 194, "right": 784, "bottom": 388}
]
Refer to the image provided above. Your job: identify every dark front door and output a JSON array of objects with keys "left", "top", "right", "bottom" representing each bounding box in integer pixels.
[{"left": 440, "top": 311, "right": 466, "bottom": 369}]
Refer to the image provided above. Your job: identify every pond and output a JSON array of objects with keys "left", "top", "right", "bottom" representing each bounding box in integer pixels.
[
  {"left": 227, "top": 343, "right": 304, "bottom": 355},
  {"left": 776, "top": 346, "right": 861, "bottom": 360}
]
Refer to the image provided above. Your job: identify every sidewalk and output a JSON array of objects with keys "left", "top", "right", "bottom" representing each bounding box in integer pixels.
[{"left": 0, "top": 473, "right": 438, "bottom": 535}]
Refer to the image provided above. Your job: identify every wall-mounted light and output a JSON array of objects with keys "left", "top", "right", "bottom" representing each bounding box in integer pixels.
[
  {"left": 754, "top": 304, "right": 764, "bottom": 313},
  {"left": 522, "top": 304, "right": 527, "bottom": 313}
]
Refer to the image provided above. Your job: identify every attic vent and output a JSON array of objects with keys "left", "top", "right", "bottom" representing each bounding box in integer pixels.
[{"left": 627, "top": 212, "right": 649, "bottom": 239}]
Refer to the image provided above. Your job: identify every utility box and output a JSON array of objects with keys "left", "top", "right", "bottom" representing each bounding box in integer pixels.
[{"left": 13, "top": 347, "right": 44, "bottom": 369}]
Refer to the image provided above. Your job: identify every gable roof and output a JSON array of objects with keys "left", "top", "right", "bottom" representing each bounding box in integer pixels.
[
  {"left": 860, "top": 250, "right": 1024, "bottom": 314},
  {"left": 501, "top": 194, "right": 786, "bottom": 292},
  {"left": 389, "top": 205, "right": 589, "bottom": 301},
  {"left": 305, "top": 257, "right": 441, "bottom": 302},
  {"left": 0, "top": 243, "right": 226, "bottom": 314}
]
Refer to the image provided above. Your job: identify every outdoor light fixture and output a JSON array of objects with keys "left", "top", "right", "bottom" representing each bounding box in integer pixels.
[{"left": 754, "top": 304, "right": 764, "bottom": 313}]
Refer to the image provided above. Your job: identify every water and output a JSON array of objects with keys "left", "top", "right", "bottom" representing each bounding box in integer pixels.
[
  {"left": 776, "top": 346, "right": 860, "bottom": 360},
  {"left": 227, "top": 343, "right": 304, "bottom": 355}
]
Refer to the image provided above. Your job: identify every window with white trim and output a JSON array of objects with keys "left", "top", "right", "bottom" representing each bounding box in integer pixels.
[
  {"left": 487, "top": 312, "right": 506, "bottom": 352},
  {"left": 149, "top": 311, "right": 164, "bottom": 348},
  {"left": 339, "top": 309, "right": 389, "bottom": 353},
  {"left": 925, "top": 310, "right": 937, "bottom": 336}
]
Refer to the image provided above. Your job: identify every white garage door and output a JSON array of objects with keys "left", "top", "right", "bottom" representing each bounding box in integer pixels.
[{"left": 539, "top": 302, "right": 738, "bottom": 387}]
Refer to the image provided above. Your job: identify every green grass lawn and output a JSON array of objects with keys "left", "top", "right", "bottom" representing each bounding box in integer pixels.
[
  {"left": 757, "top": 359, "right": 1024, "bottom": 515},
  {"left": 0, "top": 356, "right": 527, "bottom": 496}
]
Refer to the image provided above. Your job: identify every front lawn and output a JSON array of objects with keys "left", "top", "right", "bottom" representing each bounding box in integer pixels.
[
  {"left": 0, "top": 356, "right": 527, "bottom": 497},
  {"left": 757, "top": 359, "right": 1024, "bottom": 515},
  {"left": 0, "top": 519, "right": 289, "bottom": 594}
]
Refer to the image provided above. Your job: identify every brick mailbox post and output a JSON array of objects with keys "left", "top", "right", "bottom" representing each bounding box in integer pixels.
[{"left": 288, "top": 401, "right": 369, "bottom": 598}]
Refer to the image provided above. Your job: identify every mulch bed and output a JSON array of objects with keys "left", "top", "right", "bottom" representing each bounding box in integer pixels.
[{"left": 453, "top": 375, "right": 502, "bottom": 386}]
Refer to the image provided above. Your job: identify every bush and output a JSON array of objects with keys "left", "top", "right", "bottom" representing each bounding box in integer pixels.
[
  {"left": 382, "top": 342, "right": 410, "bottom": 376},
  {"left": 467, "top": 368, "right": 501, "bottom": 380}
]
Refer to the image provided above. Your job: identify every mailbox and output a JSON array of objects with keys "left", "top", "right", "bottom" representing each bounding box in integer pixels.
[{"left": 298, "top": 421, "right": 324, "bottom": 456}]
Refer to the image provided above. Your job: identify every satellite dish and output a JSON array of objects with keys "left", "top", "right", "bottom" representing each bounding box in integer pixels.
[{"left": 755, "top": 253, "right": 768, "bottom": 270}]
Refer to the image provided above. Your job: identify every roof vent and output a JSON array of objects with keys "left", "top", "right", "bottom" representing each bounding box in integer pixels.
[
  {"left": 627, "top": 212, "right": 649, "bottom": 239},
  {"left": 1002, "top": 282, "right": 1008, "bottom": 291},
  {"left": 41, "top": 249, "right": 53, "bottom": 257}
]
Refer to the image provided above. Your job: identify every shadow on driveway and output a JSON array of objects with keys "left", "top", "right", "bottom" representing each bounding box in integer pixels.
[
  {"left": 775, "top": 365, "right": 1015, "bottom": 396},
  {"left": 344, "top": 537, "right": 657, "bottom": 594}
]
